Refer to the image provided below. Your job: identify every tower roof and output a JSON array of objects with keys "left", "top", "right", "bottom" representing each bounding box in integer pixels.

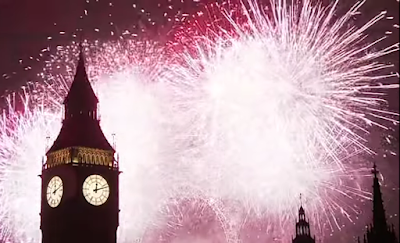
[
  {"left": 46, "top": 119, "right": 114, "bottom": 153},
  {"left": 299, "top": 206, "right": 305, "bottom": 215},
  {"left": 293, "top": 203, "right": 315, "bottom": 243},
  {"left": 63, "top": 51, "right": 98, "bottom": 106},
  {"left": 371, "top": 163, "right": 388, "bottom": 230},
  {"left": 47, "top": 50, "right": 113, "bottom": 154}
]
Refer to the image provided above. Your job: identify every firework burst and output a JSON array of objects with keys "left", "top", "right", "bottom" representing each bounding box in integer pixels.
[{"left": 163, "top": 0, "right": 399, "bottom": 239}]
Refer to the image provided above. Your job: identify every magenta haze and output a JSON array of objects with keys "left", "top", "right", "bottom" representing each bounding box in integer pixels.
[{"left": 0, "top": 0, "right": 398, "bottom": 242}]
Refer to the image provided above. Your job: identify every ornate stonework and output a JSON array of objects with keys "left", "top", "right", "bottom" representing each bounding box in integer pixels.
[{"left": 44, "top": 146, "right": 117, "bottom": 169}]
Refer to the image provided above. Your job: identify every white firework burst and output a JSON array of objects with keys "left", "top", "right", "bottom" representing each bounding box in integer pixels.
[{"left": 164, "top": 0, "right": 399, "bottom": 237}]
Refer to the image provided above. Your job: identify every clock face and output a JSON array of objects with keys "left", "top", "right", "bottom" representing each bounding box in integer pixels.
[
  {"left": 82, "top": 174, "right": 110, "bottom": 206},
  {"left": 46, "top": 176, "right": 63, "bottom": 208}
]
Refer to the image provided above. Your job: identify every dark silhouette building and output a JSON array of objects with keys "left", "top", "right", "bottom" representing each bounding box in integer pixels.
[
  {"left": 358, "top": 164, "right": 398, "bottom": 243},
  {"left": 40, "top": 50, "right": 119, "bottom": 243},
  {"left": 292, "top": 204, "right": 316, "bottom": 243}
]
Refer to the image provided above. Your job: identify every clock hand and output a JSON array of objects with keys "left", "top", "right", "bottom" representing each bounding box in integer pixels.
[
  {"left": 53, "top": 185, "right": 62, "bottom": 194},
  {"left": 93, "top": 185, "right": 108, "bottom": 192}
]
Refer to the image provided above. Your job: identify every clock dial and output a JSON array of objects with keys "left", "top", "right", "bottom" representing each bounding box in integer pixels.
[
  {"left": 46, "top": 176, "right": 63, "bottom": 208},
  {"left": 82, "top": 174, "right": 110, "bottom": 206}
]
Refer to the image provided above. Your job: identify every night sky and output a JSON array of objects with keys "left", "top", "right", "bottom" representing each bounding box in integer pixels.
[
  {"left": 1, "top": 0, "right": 398, "bottom": 90},
  {"left": 0, "top": 0, "right": 398, "bottom": 242},
  {"left": 0, "top": 0, "right": 215, "bottom": 90}
]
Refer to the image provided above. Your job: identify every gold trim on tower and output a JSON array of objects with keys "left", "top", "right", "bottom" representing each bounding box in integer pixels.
[{"left": 44, "top": 147, "right": 117, "bottom": 169}]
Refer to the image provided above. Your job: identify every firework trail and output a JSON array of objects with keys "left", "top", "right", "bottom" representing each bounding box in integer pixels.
[{"left": 0, "top": 0, "right": 398, "bottom": 242}]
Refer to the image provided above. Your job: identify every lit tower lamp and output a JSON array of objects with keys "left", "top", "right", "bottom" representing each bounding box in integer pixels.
[{"left": 40, "top": 47, "right": 119, "bottom": 243}]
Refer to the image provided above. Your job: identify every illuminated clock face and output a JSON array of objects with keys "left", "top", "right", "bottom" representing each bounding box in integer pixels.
[
  {"left": 46, "top": 176, "right": 63, "bottom": 208},
  {"left": 82, "top": 174, "right": 110, "bottom": 206}
]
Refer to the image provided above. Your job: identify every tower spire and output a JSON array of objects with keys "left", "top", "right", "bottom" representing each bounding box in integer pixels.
[
  {"left": 292, "top": 200, "right": 316, "bottom": 243},
  {"left": 371, "top": 163, "right": 387, "bottom": 232},
  {"left": 300, "top": 193, "right": 303, "bottom": 207},
  {"left": 358, "top": 163, "right": 398, "bottom": 243},
  {"left": 46, "top": 47, "right": 113, "bottom": 154}
]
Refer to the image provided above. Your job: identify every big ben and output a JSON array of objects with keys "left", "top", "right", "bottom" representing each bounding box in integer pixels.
[{"left": 40, "top": 50, "right": 119, "bottom": 243}]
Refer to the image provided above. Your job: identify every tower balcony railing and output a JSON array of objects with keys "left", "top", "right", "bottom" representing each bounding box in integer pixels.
[{"left": 43, "top": 146, "right": 118, "bottom": 170}]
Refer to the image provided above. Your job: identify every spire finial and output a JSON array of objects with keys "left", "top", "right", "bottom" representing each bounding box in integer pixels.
[
  {"left": 372, "top": 162, "right": 379, "bottom": 179},
  {"left": 76, "top": 42, "right": 86, "bottom": 74},
  {"left": 298, "top": 194, "right": 305, "bottom": 219},
  {"left": 300, "top": 193, "right": 303, "bottom": 207},
  {"left": 112, "top": 133, "right": 116, "bottom": 150},
  {"left": 78, "top": 41, "right": 83, "bottom": 53}
]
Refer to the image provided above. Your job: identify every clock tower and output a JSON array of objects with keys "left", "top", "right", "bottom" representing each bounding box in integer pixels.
[{"left": 40, "top": 50, "right": 119, "bottom": 243}]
